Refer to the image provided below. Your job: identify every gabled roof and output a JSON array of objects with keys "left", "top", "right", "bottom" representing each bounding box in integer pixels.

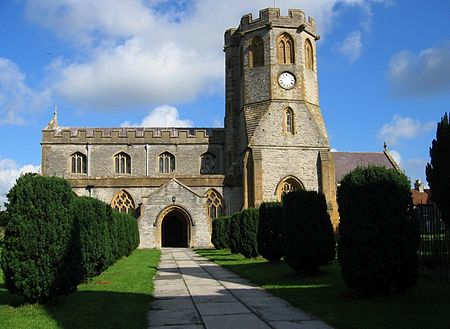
[
  {"left": 333, "top": 151, "right": 400, "bottom": 182},
  {"left": 411, "top": 189, "right": 432, "bottom": 206}
]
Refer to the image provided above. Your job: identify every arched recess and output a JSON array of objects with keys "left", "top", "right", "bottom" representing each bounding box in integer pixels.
[
  {"left": 205, "top": 188, "right": 224, "bottom": 220},
  {"left": 114, "top": 151, "right": 131, "bottom": 174},
  {"left": 305, "top": 39, "right": 314, "bottom": 70},
  {"left": 70, "top": 152, "right": 87, "bottom": 174},
  {"left": 249, "top": 36, "right": 264, "bottom": 68},
  {"left": 284, "top": 108, "right": 295, "bottom": 134},
  {"left": 275, "top": 176, "right": 304, "bottom": 201},
  {"left": 277, "top": 33, "right": 295, "bottom": 64},
  {"left": 200, "top": 152, "right": 217, "bottom": 174},
  {"left": 111, "top": 189, "right": 135, "bottom": 214},
  {"left": 155, "top": 205, "right": 193, "bottom": 248}
]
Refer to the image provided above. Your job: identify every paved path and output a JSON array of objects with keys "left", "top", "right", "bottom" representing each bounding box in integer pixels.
[{"left": 147, "top": 248, "right": 334, "bottom": 329}]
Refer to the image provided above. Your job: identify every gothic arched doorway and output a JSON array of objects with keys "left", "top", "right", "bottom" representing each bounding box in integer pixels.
[{"left": 161, "top": 207, "right": 191, "bottom": 247}]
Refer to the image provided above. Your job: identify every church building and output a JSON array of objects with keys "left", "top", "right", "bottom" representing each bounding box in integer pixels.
[{"left": 41, "top": 8, "right": 397, "bottom": 249}]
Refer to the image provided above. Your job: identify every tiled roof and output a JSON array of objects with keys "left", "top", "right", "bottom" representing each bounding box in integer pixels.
[
  {"left": 411, "top": 189, "right": 432, "bottom": 205},
  {"left": 333, "top": 151, "right": 398, "bottom": 182}
]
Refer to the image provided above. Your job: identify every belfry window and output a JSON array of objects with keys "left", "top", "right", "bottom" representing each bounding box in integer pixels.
[
  {"left": 111, "top": 190, "right": 135, "bottom": 214},
  {"left": 305, "top": 39, "right": 314, "bottom": 70},
  {"left": 71, "top": 152, "right": 87, "bottom": 174},
  {"left": 285, "top": 108, "right": 294, "bottom": 134},
  {"left": 200, "top": 152, "right": 217, "bottom": 174},
  {"left": 277, "top": 33, "right": 295, "bottom": 64},
  {"left": 249, "top": 36, "right": 264, "bottom": 68},
  {"left": 159, "top": 152, "right": 175, "bottom": 173},
  {"left": 114, "top": 152, "right": 131, "bottom": 174},
  {"left": 206, "top": 189, "right": 224, "bottom": 220}
]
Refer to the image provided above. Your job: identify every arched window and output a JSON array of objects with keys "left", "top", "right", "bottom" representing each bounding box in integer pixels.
[
  {"left": 111, "top": 190, "right": 135, "bottom": 214},
  {"left": 206, "top": 189, "right": 224, "bottom": 220},
  {"left": 276, "top": 176, "right": 304, "bottom": 201},
  {"left": 159, "top": 152, "right": 175, "bottom": 173},
  {"left": 114, "top": 152, "right": 131, "bottom": 174},
  {"left": 200, "top": 152, "right": 217, "bottom": 174},
  {"left": 277, "top": 33, "right": 294, "bottom": 64},
  {"left": 70, "top": 152, "right": 87, "bottom": 174},
  {"left": 285, "top": 108, "right": 294, "bottom": 134},
  {"left": 305, "top": 39, "right": 314, "bottom": 70},
  {"left": 249, "top": 36, "right": 264, "bottom": 68}
]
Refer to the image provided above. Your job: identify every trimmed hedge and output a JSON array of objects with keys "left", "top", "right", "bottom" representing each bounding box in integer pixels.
[
  {"left": 238, "top": 208, "right": 259, "bottom": 258},
  {"left": 1, "top": 174, "right": 140, "bottom": 303},
  {"left": 338, "top": 166, "right": 420, "bottom": 294},
  {"left": 1, "top": 174, "right": 79, "bottom": 303},
  {"left": 258, "top": 202, "right": 284, "bottom": 262},
  {"left": 211, "top": 216, "right": 230, "bottom": 249},
  {"left": 283, "top": 190, "right": 335, "bottom": 271},
  {"left": 228, "top": 213, "right": 242, "bottom": 255}
]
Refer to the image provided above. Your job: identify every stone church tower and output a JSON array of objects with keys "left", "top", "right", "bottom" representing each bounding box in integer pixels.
[
  {"left": 41, "top": 8, "right": 339, "bottom": 249},
  {"left": 224, "top": 8, "right": 338, "bottom": 221}
]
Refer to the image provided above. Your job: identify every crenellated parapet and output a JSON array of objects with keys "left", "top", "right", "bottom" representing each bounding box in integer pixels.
[
  {"left": 225, "top": 8, "right": 318, "bottom": 47},
  {"left": 42, "top": 127, "right": 225, "bottom": 145}
]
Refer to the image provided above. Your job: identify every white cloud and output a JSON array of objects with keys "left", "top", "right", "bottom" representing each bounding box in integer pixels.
[
  {"left": 389, "top": 149, "right": 401, "bottom": 165},
  {"left": 335, "top": 30, "right": 363, "bottom": 62},
  {"left": 388, "top": 41, "right": 450, "bottom": 97},
  {"left": 0, "top": 159, "right": 40, "bottom": 209},
  {"left": 378, "top": 115, "right": 435, "bottom": 145},
  {"left": 0, "top": 58, "right": 51, "bottom": 125},
  {"left": 21, "top": 0, "right": 386, "bottom": 110},
  {"left": 121, "top": 105, "right": 192, "bottom": 127}
]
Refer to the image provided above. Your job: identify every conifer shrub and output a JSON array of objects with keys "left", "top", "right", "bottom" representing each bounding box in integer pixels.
[
  {"left": 221, "top": 216, "right": 231, "bottom": 249},
  {"left": 282, "top": 190, "right": 335, "bottom": 271},
  {"left": 238, "top": 208, "right": 259, "bottom": 258},
  {"left": 0, "top": 174, "right": 79, "bottom": 303},
  {"left": 228, "top": 213, "right": 241, "bottom": 254},
  {"left": 112, "top": 210, "right": 140, "bottom": 257},
  {"left": 337, "top": 166, "right": 420, "bottom": 294},
  {"left": 258, "top": 202, "right": 284, "bottom": 262},
  {"left": 211, "top": 216, "right": 231, "bottom": 249},
  {"left": 211, "top": 217, "right": 221, "bottom": 249},
  {"left": 71, "top": 196, "right": 114, "bottom": 280}
]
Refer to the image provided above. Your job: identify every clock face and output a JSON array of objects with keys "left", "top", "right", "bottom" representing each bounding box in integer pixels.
[{"left": 278, "top": 72, "right": 296, "bottom": 90}]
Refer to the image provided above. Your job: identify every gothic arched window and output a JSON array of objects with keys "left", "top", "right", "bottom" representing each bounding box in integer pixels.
[
  {"left": 71, "top": 152, "right": 87, "bottom": 174},
  {"left": 285, "top": 108, "right": 294, "bottom": 134},
  {"left": 249, "top": 36, "right": 264, "bottom": 68},
  {"left": 114, "top": 152, "right": 131, "bottom": 174},
  {"left": 111, "top": 190, "right": 135, "bottom": 214},
  {"left": 305, "top": 39, "right": 314, "bottom": 70},
  {"left": 159, "top": 152, "right": 175, "bottom": 173},
  {"left": 200, "top": 152, "right": 217, "bottom": 174},
  {"left": 206, "top": 189, "right": 224, "bottom": 220},
  {"left": 276, "top": 176, "right": 304, "bottom": 201},
  {"left": 277, "top": 33, "right": 295, "bottom": 64}
]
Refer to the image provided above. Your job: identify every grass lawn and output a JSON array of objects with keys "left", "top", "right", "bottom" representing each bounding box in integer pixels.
[
  {"left": 0, "top": 249, "right": 160, "bottom": 329},
  {"left": 196, "top": 248, "right": 450, "bottom": 329}
]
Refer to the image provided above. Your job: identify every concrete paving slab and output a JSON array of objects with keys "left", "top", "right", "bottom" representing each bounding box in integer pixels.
[
  {"left": 148, "top": 325, "right": 204, "bottom": 329},
  {"left": 269, "top": 321, "right": 335, "bottom": 329},
  {"left": 203, "top": 314, "right": 271, "bottom": 329},
  {"left": 147, "top": 309, "right": 201, "bottom": 326},
  {"left": 196, "top": 301, "right": 251, "bottom": 316}
]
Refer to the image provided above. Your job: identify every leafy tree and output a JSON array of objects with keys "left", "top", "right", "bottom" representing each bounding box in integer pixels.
[
  {"left": 338, "top": 166, "right": 420, "bottom": 294},
  {"left": 426, "top": 112, "right": 450, "bottom": 225},
  {"left": 0, "top": 210, "right": 8, "bottom": 228}
]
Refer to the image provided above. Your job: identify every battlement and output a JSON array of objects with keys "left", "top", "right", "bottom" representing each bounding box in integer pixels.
[
  {"left": 225, "top": 8, "right": 318, "bottom": 46},
  {"left": 42, "top": 127, "right": 225, "bottom": 145}
]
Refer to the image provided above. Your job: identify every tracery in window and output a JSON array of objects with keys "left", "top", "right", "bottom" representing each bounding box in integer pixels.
[
  {"left": 305, "top": 39, "right": 314, "bottom": 70},
  {"left": 111, "top": 190, "right": 135, "bottom": 214},
  {"left": 71, "top": 152, "right": 87, "bottom": 174},
  {"left": 277, "top": 33, "right": 294, "bottom": 64},
  {"left": 249, "top": 36, "right": 264, "bottom": 68},
  {"left": 114, "top": 152, "right": 131, "bottom": 174},
  {"left": 159, "top": 152, "right": 175, "bottom": 173},
  {"left": 285, "top": 108, "right": 294, "bottom": 134},
  {"left": 276, "top": 176, "right": 304, "bottom": 201},
  {"left": 206, "top": 189, "right": 224, "bottom": 220},
  {"left": 200, "top": 152, "right": 217, "bottom": 174}
]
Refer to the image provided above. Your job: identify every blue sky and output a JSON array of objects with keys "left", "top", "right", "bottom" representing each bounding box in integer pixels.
[{"left": 1, "top": 0, "right": 450, "bottom": 206}]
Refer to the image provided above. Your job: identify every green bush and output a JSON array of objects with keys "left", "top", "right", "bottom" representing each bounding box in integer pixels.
[
  {"left": 211, "top": 216, "right": 230, "bottom": 249},
  {"left": 1, "top": 174, "right": 79, "bottom": 303},
  {"left": 337, "top": 166, "right": 420, "bottom": 294},
  {"left": 111, "top": 210, "right": 139, "bottom": 257},
  {"left": 228, "top": 213, "right": 241, "bottom": 254},
  {"left": 71, "top": 197, "right": 114, "bottom": 280},
  {"left": 258, "top": 202, "right": 284, "bottom": 262},
  {"left": 283, "top": 190, "right": 335, "bottom": 271},
  {"left": 238, "top": 208, "right": 259, "bottom": 258}
]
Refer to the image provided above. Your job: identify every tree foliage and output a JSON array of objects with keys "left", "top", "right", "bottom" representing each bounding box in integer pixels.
[
  {"left": 258, "top": 202, "right": 284, "bottom": 262},
  {"left": 338, "top": 166, "right": 420, "bottom": 294},
  {"left": 282, "top": 190, "right": 335, "bottom": 271},
  {"left": 211, "top": 216, "right": 230, "bottom": 249},
  {"left": 238, "top": 208, "right": 259, "bottom": 258},
  {"left": 426, "top": 112, "right": 450, "bottom": 225}
]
